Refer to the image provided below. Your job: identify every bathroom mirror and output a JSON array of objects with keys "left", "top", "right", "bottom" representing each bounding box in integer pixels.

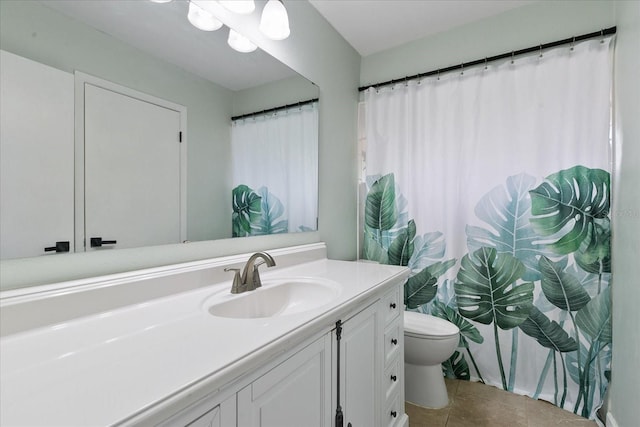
[{"left": 0, "top": 0, "right": 319, "bottom": 263}]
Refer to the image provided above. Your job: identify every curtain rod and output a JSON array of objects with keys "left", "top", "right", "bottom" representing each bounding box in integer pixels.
[
  {"left": 231, "top": 97, "right": 319, "bottom": 121},
  {"left": 358, "top": 26, "right": 617, "bottom": 92}
]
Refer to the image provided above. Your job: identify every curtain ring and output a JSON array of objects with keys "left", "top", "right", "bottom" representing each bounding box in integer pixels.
[
  {"left": 460, "top": 63, "right": 464, "bottom": 75},
  {"left": 437, "top": 69, "right": 440, "bottom": 81},
  {"left": 404, "top": 76, "right": 408, "bottom": 87},
  {"left": 511, "top": 51, "right": 515, "bottom": 64},
  {"left": 484, "top": 57, "right": 488, "bottom": 70},
  {"left": 539, "top": 44, "right": 543, "bottom": 58},
  {"left": 570, "top": 36, "right": 575, "bottom": 51},
  {"left": 600, "top": 29, "right": 605, "bottom": 44}
]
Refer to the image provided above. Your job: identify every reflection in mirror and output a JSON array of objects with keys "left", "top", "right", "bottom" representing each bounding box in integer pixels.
[
  {"left": 0, "top": 0, "right": 319, "bottom": 265},
  {"left": 231, "top": 99, "right": 318, "bottom": 237}
]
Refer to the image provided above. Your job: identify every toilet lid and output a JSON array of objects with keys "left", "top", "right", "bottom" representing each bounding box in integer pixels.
[{"left": 404, "top": 311, "right": 459, "bottom": 338}]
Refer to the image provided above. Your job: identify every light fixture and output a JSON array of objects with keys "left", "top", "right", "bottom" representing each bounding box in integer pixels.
[
  {"left": 227, "top": 28, "right": 257, "bottom": 53},
  {"left": 219, "top": 1, "right": 255, "bottom": 15},
  {"left": 150, "top": 0, "right": 290, "bottom": 54},
  {"left": 188, "top": 1, "right": 223, "bottom": 31},
  {"left": 259, "top": 0, "right": 290, "bottom": 40}
]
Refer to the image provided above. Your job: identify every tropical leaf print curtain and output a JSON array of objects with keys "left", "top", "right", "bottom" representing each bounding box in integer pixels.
[
  {"left": 231, "top": 102, "right": 318, "bottom": 236},
  {"left": 360, "top": 37, "right": 613, "bottom": 419}
]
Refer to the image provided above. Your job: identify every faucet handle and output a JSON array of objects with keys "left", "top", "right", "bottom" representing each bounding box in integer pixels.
[
  {"left": 225, "top": 268, "right": 243, "bottom": 294},
  {"left": 251, "top": 266, "right": 264, "bottom": 289}
]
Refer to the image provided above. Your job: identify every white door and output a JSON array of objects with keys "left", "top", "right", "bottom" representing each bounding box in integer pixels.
[
  {"left": 83, "top": 83, "right": 183, "bottom": 251},
  {"left": 0, "top": 50, "right": 74, "bottom": 259}
]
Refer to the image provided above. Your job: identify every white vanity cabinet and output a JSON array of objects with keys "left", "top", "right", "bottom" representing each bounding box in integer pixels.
[
  {"left": 379, "top": 286, "right": 405, "bottom": 427},
  {"left": 237, "top": 332, "right": 333, "bottom": 427},
  {"left": 160, "top": 280, "right": 406, "bottom": 427},
  {"left": 338, "top": 286, "right": 406, "bottom": 427},
  {"left": 157, "top": 391, "right": 236, "bottom": 427},
  {"left": 335, "top": 302, "right": 379, "bottom": 427},
  {"left": 0, "top": 253, "right": 410, "bottom": 426}
]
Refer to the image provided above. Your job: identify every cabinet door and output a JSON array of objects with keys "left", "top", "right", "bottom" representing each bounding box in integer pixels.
[
  {"left": 338, "top": 303, "right": 380, "bottom": 427},
  {"left": 185, "top": 406, "right": 219, "bottom": 427},
  {"left": 237, "top": 333, "right": 332, "bottom": 427}
]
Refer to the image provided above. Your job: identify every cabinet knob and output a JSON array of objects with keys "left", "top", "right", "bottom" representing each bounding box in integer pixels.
[
  {"left": 390, "top": 411, "right": 397, "bottom": 418},
  {"left": 391, "top": 338, "right": 398, "bottom": 345},
  {"left": 390, "top": 302, "right": 397, "bottom": 309},
  {"left": 391, "top": 374, "right": 397, "bottom": 382}
]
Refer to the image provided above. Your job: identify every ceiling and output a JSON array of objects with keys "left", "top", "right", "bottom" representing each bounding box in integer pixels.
[
  {"left": 308, "top": 0, "right": 536, "bottom": 56},
  {"left": 38, "top": 0, "right": 538, "bottom": 90},
  {"left": 40, "top": 0, "right": 297, "bottom": 91}
]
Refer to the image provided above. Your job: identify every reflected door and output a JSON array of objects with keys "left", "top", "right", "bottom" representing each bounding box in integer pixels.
[
  {"left": 84, "top": 84, "right": 183, "bottom": 251},
  {"left": 0, "top": 50, "right": 74, "bottom": 259}
]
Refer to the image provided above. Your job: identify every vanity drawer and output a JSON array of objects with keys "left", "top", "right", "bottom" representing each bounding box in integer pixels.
[
  {"left": 384, "top": 355, "right": 401, "bottom": 401},
  {"left": 384, "top": 322, "right": 401, "bottom": 365},
  {"left": 384, "top": 389, "right": 403, "bottom": 427},
  {"left": 382, "top": 286, "right": 401, "bottom": 325}
]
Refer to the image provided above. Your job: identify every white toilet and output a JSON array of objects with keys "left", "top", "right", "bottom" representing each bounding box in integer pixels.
[{"left": 404, "top": 311, "right": 460, "bottom": 409}]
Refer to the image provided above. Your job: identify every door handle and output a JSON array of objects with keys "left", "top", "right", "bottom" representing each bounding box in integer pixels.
[
  {"left": 90, "top": 237, "right": 117, "bottom": 248},
  {"left": 44, "top": 241, "right": 70, "bottom": 253}
]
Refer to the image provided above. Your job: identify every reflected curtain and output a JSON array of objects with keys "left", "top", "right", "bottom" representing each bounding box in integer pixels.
[
  {"left": 231, "top": 102, "right": 318, "bottom": 236},
  {"left": 361, "top": 38, "right": 613, "bottom": 420}
]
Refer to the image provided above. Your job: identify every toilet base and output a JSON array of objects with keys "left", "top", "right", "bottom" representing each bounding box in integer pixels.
[{"left": 405, "top": 362, "right": 449, "bottom": 409}]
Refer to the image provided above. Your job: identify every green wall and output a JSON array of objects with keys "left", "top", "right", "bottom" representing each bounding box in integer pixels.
[
  {"left": 361, "top": 1, "right": 615, "bottom": 87},
  {"left": 232, "top": 74, "right": 319, "bottom": 117},
  {"left": 611, "top": 2, "right": 640, "bottom": 426}
]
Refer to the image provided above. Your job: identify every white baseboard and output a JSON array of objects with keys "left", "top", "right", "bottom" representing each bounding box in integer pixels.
[{"left": 606, "top": 412, "right": 619, "bottom": 427}]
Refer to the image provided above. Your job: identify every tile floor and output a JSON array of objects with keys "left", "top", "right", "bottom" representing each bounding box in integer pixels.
[{"left": 405, "top": 379, "right": 598, "bottom": 427}]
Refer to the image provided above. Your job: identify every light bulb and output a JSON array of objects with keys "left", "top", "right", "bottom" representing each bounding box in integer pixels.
[
  {"left": 150, "top": 0, "right": 173, "bottom": 3},
  {"left": 227, "top": 28, "right": 257, "bottom": 53},
  {"left": 259, "top": 0, "right": 290, "bottom": 40},
  {"left": 188, "top": 1, "right": 223, "bottom": 31},
  {"left": 219, "top": 1, "right": 255, "bottom": 15}
]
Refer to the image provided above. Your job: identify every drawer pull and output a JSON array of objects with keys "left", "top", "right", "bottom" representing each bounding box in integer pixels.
[
  {"left": 391, "top": 374, "right": 397, "bottom": 382},
  {"left": 391, "top": 338, "right": 398, "bottom": 345},
  {"left": 390, "top": 302, "right": 397, "bottom": 309},
  {"left": 390, "top": 411, "right": 397, "bottom": 418}
]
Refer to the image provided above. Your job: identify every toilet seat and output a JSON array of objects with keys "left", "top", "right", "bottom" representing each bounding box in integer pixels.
[{"left": 404, "top": 311, "right": 459, "bottom": 340}]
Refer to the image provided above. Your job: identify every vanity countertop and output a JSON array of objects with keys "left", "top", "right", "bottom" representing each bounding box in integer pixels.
[{"left": 0, "top": 259, "right": 408, "bottom": 426}]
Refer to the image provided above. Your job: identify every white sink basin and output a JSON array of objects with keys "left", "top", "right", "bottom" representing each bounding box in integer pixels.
[{"left": 206, "top": 278, "right": 342, "bottom": 319}]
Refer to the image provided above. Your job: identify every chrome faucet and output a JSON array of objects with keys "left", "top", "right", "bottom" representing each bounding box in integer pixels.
[{"left": 225, "top": 252, "right": 276, "bottom": 294}]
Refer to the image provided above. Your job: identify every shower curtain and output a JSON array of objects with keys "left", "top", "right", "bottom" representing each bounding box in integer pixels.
[
  {"left": 360, "top": 37, "right": 613, "bottom": 419},
  {"left": 231, "top": 102, "right": 318, "bottom": 236}
]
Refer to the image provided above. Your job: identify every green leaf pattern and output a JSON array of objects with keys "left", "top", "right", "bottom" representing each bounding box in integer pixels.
[
  {"left": 362, "top": 166, "right": 611, "bottom": 419},
  {"left": 529, "top": 166, "right": 610, "bottom": 255},
  {"left": 455, "top": 248, "right": 534, "bottom": 329},
  {"left": 231, "top": 184, "right": 311, "bottom": 237}
]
